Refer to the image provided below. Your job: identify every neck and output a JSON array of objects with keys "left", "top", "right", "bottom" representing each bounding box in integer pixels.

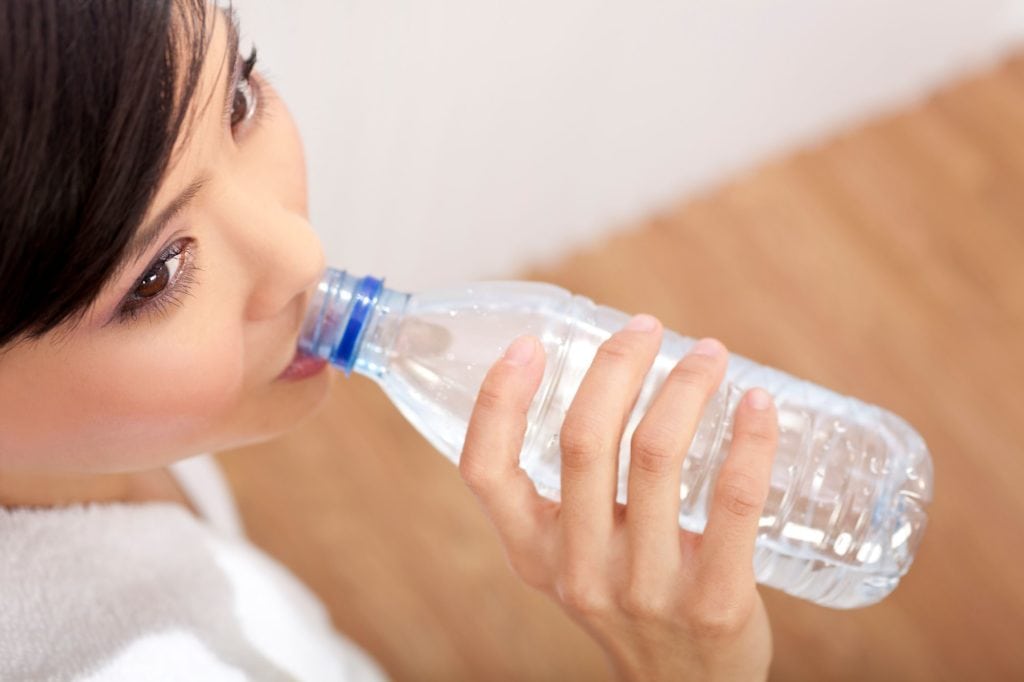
[{"left": 0, "top": 466, "right": 198, "bottom": 516}]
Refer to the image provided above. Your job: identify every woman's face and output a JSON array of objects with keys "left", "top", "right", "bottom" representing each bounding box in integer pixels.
[{"left": 0, "top": 7, "right": 334, "bottom": 473}]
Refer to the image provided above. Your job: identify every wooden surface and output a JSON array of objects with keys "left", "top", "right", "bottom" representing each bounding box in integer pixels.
[{"left": 217, "top": 58, "right": 1024, "bottom": 681}]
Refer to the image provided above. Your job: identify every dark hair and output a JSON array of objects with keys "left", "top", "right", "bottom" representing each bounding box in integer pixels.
[{"left": 0, "top": 0, "right": 212, "bottom": 349}]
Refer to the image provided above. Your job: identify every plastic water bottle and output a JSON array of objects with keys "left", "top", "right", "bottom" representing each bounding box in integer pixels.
[{"left": 299, "top": 268, "right": 933, "bottom": 609}]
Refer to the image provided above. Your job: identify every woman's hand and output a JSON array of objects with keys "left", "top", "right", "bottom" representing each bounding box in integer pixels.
[{"left": 458, "top": 314, "right": 778, "bottom": 681}]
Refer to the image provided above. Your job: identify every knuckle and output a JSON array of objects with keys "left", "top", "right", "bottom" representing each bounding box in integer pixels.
[
  {"left": 688, "top": 606, "right": 745, "bottom": 638},
  {"left": 560, "top": 415, "right": 606, "bottom": 471},
  {"left": 595, "top": 336, "right": 634, "bottom": 365},
  {"left": 473, "top": 379, "right": 507, "bottom": 415},
  {"left": 457, "top": 455, "right": 495, "bottom": 492},
  {"left": 687, "top": 592, "right": 755, "bottom": 640},
  {"left": 556, "top": 571, "right": 611, "bottom": 616},
  {"left": 618, "top": 584, "right": 673, "bottom": 621},
  {"left": 734, "top": 420, "right": 778, "bottom": 450},
  {"left": 716, "top": 472, "right": 765, "bottom": 519},
  {"left": 630, "top": 427, "right": 679, "bottom": 475},
  {"left": 669, "top": 354, "right": 719, "bottom": 391}
]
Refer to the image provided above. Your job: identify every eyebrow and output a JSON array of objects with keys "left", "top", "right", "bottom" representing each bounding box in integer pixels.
[{"left": 111, "top": 8, "right": 241, "bottom": 281}]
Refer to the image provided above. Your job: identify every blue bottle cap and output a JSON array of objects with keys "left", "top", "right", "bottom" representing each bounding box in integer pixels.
[{"left": 334, "top": 274, "right": 385, "bottom": 376}]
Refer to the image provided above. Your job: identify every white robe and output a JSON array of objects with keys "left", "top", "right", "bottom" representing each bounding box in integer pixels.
[{"left": 0, "top": 453, "right": 389, "bottom": 681}]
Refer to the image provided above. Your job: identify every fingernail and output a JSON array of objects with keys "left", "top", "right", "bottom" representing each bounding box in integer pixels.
[
  {"left": 691, "top": 338, "right": 723, "bottom": 358},
  {"left": 503, "top": 336, "right": 535, "bottom": 365},
  {"left": 626, "top": 314, "right": 658, "bottom": 332},
  {"left": 747, "top": 388, "right": 772, "bottom": 410}
]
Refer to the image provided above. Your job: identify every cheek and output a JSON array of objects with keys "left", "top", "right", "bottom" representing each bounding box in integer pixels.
[
  {"left": 79, "top": 329, "right": 246, "bottom": 429},
  {"left": 0, "top": 324, "right": 249, "bottom": 470}
]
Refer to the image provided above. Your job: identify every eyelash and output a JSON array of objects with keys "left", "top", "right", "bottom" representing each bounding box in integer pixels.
[
  {"left": 115, "top": 239, "right": 201, "bottom": 324},
  {"left": 116, "top": 46, "right": 265, "bottom": 326},
  {"left": 229, "top": 47, "right": 266, "bottom": 132}
]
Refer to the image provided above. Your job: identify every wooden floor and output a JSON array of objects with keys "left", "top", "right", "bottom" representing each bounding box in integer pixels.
[{"left": 218, "top": 56, "right": 1024, "bottom": 681}]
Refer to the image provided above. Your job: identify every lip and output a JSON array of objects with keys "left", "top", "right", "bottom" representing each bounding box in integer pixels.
[{"left": 276, "top": 348, "right": 328, "bottom": 382}]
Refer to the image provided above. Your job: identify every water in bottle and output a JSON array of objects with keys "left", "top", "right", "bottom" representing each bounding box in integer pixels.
[{"left": 299, "top": 268, "right": 933, "bottom": 608}]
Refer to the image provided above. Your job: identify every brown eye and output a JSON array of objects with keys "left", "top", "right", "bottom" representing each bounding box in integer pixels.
[
  {"left": 230, "top": 77, "right": 255, "bottom": 129},
  {"left": 115, "top": 239, "right": 196, "bottom": 325},
  {"left": 135, "top": 264, "right": 169, "bottom": 299},
  {"left": 134, "top": 251, "right": 181, "bottom": 300}
]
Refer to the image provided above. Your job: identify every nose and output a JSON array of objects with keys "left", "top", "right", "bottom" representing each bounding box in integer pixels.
[{"left": 242, "top": 209, "right": 326, "bottom": 323}]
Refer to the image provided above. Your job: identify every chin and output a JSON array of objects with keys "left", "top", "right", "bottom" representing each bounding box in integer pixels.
[
  {"left": 264, "top": 366, "right": 335, "bottom": 437},
  {"left": 212, "top": 367, "right": 336, "bottom": 453}
]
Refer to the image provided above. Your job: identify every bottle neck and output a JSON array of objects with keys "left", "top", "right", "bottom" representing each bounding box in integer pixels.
[{"left": 299, "top": 268, "right": 410, "bottom": 379}]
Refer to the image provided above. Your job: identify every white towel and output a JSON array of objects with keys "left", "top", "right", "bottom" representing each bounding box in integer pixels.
[{"left": 0, "top": 454, "right": 389, "bottom": 681}]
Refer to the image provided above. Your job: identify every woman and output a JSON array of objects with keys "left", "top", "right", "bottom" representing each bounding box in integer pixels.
[{"left": 0, "top": 1, "right": 779, "bottom": 679}]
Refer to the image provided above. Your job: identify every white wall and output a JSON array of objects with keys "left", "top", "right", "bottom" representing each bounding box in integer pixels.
[{"left": 234, "top": 0, "right": 1024, "bottom": 292}]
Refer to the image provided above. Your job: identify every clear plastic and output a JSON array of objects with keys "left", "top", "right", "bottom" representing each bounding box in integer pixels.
[{"left": 300, "top": 269, "right": 933, "bottom": 608}]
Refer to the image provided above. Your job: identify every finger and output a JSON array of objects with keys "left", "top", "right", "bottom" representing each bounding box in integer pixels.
[
  {"left": 559, "top": 313, "right": 663, "bottom": 562},
  {"left": 460, "top": 335, "right": 551, "bottom": 556},
  {"left": 626, "top": 338, "right": 728, "bottom": 573},
  {"left": 698, "top": 387, "right": 779, "bottom": 591}
]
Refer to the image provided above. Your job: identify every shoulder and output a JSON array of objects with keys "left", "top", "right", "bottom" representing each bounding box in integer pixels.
[{"left": 0, "top": 503, "right": 388, "bottom": 681}]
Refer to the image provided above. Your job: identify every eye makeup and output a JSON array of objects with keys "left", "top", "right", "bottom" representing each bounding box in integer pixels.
[{"left": 112, "top": 40, "right": 268, "bottom": 327}]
